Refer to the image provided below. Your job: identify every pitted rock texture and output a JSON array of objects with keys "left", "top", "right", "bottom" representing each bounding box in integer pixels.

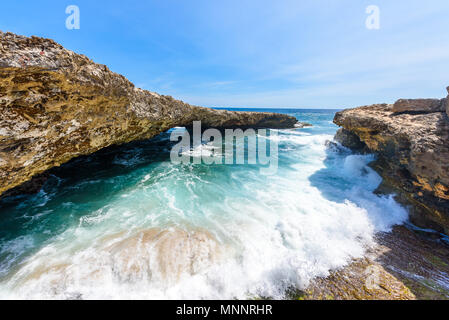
[
  {"left": 297, "top": 226, "right": 449, "bottom": 300},
  {"left": 334, "top": 128, "right": 367, "bottom": 152},
  {"left": 334, "top": 102, "right": 449, "bottom": 234},
  {"left": 392, "top": 99, "right": 445, "bottom": 113},
  {"left": 0, "top": 32, "right": 297, "bottom": 196},
  {"left": 446, "top": 87, "right": 449, "bottom": 118}
]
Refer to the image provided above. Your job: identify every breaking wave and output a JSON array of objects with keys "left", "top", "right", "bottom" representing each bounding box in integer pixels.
[{"left": 0, "top": 110, "right": 408, "bottom": 299}]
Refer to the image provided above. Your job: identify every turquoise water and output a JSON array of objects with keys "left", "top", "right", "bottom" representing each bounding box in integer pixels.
[{"left": 0, "top": 109, "right": 408, "bottom": 299}]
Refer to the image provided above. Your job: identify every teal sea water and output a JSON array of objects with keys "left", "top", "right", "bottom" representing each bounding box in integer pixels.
[{"left": 0, "top": 109, "right": 408, "bottom": 299}]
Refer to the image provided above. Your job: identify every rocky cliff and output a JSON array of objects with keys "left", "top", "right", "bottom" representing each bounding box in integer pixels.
[
  {"left": 334, "top": 90, "right": 449, "bottom": 234},
  {"left": 0, "top": 32, "right": 298, "bottom": 197}
]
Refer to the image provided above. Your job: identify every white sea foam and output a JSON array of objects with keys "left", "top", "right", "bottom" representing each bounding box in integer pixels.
[{"left": 0, "top": 126, "right": 409, "bottom": 299}]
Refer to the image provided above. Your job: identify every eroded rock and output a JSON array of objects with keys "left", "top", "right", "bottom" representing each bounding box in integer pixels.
[
  {"left": 0, "top": 32, "right": 298, "bottom": 196},
  {"left": 392, "top": 98, "right": 445, "bottom": 113},
  {"left": 446, "top": 87, "right": 449, "bottom": 118},
  {"left": 334, "top": 100, "right": 449, "bottom": 234},
  {"left": 298, "top": 226, "right": 449, "bottom": 300},
  {"left": 334, "top": 128, "right": 367, "bottom": 151}
]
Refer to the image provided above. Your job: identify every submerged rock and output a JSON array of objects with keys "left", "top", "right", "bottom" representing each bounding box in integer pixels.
[
  {"left": 0, "top": 32, "right": 298, "bottom": 196},
  {"left": 333, "top": 92, "right": 449, "bottom": 234},
  {"left": 17, "top": 227, "right": 221, "bottom": 294}
]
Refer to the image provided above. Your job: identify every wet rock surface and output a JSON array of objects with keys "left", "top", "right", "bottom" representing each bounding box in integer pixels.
[
  {"left": 334, "top": 99, "right": 449, "bottom": 234},
  {"left": 297, "top": 226, "right": 449, "bottom": 300},
  {"left": 334, "top": 128, "right": 368, "bottom": 152},
  {"left": 329, "top": 91, "right": 449, "bottom": 300},
  {"left": 0, "top": 32, "right": 297, "bottom": 196}
]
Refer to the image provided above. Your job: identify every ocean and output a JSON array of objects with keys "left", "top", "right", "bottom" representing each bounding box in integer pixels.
[{"left": 0, "top": 109, "right": 409, "bottom": 299}]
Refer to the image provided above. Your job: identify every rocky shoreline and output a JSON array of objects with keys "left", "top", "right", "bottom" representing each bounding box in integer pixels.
[
  {"left": 2, "top": 31, "right": 449, "bottom": 300},
  {"left": 0, "top": 32, "right": 298, "bottom": 197},
  {"left": 296, "top": 225, "right": 449, "bottom": 300},
  {"left": 333, "top": 92, "right": 449, "bottom": 234},
  {"left": 325, "top": 91, "right": 449, "bottom": 300}
]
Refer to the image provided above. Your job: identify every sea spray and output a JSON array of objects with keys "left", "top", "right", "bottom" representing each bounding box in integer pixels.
[{"left": 0, "top": 110, "right": 409, "bottom": 299}]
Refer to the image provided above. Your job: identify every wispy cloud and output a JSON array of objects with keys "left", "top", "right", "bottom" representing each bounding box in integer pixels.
[{"left": 1, "top": 0, "right": 448, "bottom": 108}]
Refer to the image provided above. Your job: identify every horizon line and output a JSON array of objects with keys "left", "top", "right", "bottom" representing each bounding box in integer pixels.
[{"left": 210, "top": 106, "right": 344, "bottom": 110}]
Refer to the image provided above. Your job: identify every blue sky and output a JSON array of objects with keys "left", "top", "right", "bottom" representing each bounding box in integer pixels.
[{"left": 1, "top": 0, "right": 448, "bottom": 108}]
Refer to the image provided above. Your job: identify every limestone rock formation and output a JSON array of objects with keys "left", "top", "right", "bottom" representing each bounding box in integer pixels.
[
  {"left": 334, "top": 97, "right": 449, "bottom": 234},
  {"left": 392, "top": 98, "right": 445, "bottom": 113},
  {"left": 299, "top": 226, "right": 449, "bottom": 300},
  {"left": 334, "top": 128, "right": 367, "bottom": 151},
  {"left": 446, "top": 87, "right": 449, "bottom": 118},
  {"left": 0, "top": 32, "right": 298, "bottom": 196}
]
